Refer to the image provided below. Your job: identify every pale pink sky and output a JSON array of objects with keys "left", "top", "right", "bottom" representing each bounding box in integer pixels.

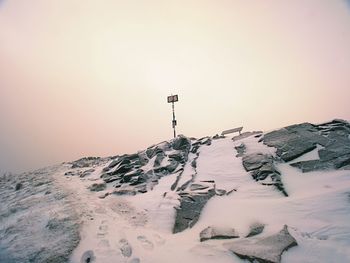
[{"left": 1, "top": 0, "right": 350, "bottom": 172}]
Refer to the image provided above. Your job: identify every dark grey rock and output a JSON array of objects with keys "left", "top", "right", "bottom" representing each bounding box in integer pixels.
[
  {"left": 242, "top": 153, "right": 287, "bottom": 196},
  {"left": 154, "top": 152, "right": 166, "bottom": 167},
  {"left": 88, "top": 182, "right": 107, "bottom": 192},
  {"left": 173, "top": 188, "right": 216, "bottom": 233},
  {"left": 226, "top": 225, "right": 297, "bottom": 263},
  {"left": 112, "top": 189, "right": 137, "bottom": 196},
  {"left": 262, "top": 120, "right": 350, "bottom": 173},
  {"left": 190, "top": 183, "right": 209, "bottom": 191},
  {"left": 71, "top": 157, "right": 101, "bottom": 169},
  {"left": 235, "top": 143, "right": 246, "bottom": 157},
  {"left": 242, "top": 154, "right": 272, "bottom": 172},
  {"left": 172, "top": 135, "right": 191, "bottom": 151},
  {"left": 15, "top": 182, "right": 23, "bottom": 191},
  {"left": 216, "top": 189, "right": 227, "bottom": 196},
  {"left": 80, "top": 169, "right": 95, "bottom": 178},
  {"left": 246, "top": 222, "right": 265, "bottom": 238},
  {"left": 200, "top": 226, "right": 239, "bottom": 242}
]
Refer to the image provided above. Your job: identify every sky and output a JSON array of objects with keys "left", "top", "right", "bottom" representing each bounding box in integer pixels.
[{"left": 1, "top": 0, "right": 350, "bottom": 173}]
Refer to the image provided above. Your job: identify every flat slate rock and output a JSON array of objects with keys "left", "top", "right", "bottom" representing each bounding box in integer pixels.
[
  {"left": 241, "top": 153, "right": 287, "bottom": 196},
  {"left": 173, "top": 188, "right": 216, "bottom": 233},
  {"left": 262, "top": 120, "right": 350, "bottom": 172},
  {"left": 200, "top": 226, "right": 239, "bottom": 242},
  {"left": 225, "top": 225, "right": 297, "bottom": 263}
]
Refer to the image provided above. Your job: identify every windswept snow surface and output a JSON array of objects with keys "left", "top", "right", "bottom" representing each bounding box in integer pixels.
[{"left": 2, "top": 134, "right": 350, "bottom": 263}]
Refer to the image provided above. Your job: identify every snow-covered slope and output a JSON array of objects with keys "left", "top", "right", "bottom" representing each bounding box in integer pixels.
[{"left": 1, "top": 120, "right": 350, "bottom": 263}]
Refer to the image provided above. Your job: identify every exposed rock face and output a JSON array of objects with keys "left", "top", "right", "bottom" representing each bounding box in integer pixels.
[
  {"left": 100, "top": 136, "right": 192, "bottom": 195},
  {"left": 225, "top": 225, "right": 297, "bottom": 263},
  {"left": 71, "top": 157, "right": 103, "bottom": 169},
  {"left": 235, "top": 143, "right": 246, "bottom": 157},
  {"left": 200, "top": 226, "right": 239, "bottom": 242},
  {"left": 173, "top": 186, "right": 216, "bottom": 233},
  {"left": 262, "top": 119, "right": 350, "bottom": 172},
  {"left": 242, "top": 153, "right": 287, "bottom": 196}
]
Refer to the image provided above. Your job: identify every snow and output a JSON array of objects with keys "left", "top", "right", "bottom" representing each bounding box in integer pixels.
[
  {"left": 64, "top": 135, "right": 350, "bottom": 262},
  {"left": 3, "top": 133, "right": 350, "bottom": 263}
]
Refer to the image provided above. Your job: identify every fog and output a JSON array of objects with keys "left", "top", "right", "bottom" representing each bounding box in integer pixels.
[{"left": 1, "top": 0, "right": 350, "bottom": 173}]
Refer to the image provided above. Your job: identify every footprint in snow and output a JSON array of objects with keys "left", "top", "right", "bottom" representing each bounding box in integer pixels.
[
  {"left": 80, "top": 250, "right": 95, "bottom": 263},
  {"left": 97, "top": 223, "right": 108, "bottom": 238},
  {"left": 128, "top": 258, "right": 141, "bottom": 263},
  {"left": 119, "top": 238, "right": 133, "bottom": 257},
  {"left": 153, "top": 233, "right": 166, "bottom": 246},
  {"left": 137, "top": 235, "right": 154, "bottom": 250}
]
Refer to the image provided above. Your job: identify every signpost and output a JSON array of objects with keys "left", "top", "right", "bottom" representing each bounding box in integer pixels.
[{"left": 167, "top": 95, "right": 178, "bottom": 138}]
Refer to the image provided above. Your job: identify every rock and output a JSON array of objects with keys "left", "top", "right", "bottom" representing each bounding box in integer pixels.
[
  {"left": 235, "top": 143, "right": 246, "bottom": 157},
  {"left": 112, "top": 189, "right": 137, "bottom": 196},
  {"left": 172, "top": 135, "right": 191, "bottom": 151},
  {"left": 173, "top": 188, "right": 216, "bottom": 233},
  {"left": 64, "top": 171, "right": 75, "bottom": 176},
  {"left": 242, "top": 153, "right": 287, "bottom": 196},
  {"left": 71, "top": 157, "right": 101, "bottom": 169},
  {"left": 98, "top": 192, "right": 110, "bottom": 199},
  {"left": 215, "top": 189, "right": 227, "bottom": 196},
  {"left": 190, "top": 183, "right": 209, "bottom": 191},
  {"left": 200, "top": 226, "right": 239, "bottom": 242},
  {"left": 246, "top": 222, "right": 265, "bottom": 238},
  {"left": 15, "top": 182, "right": 23, "bottom": 191},
  {"left": 242, "top": 154, "right": 272, "bottom": 172},
  {"left": 225, "top": 225, "right": 297, "bottom": 263},
  {"left": 262, "top": 120, "right": 350, "bottom": 171},
  {"left": 80, "top": 250, "right": 95, "bottom": 263},
  {"left": 191, "top": 159, "right": 197, "bottom": 168},
  {"left": 80, "top": 169, "right": 95, "bottom": 177},
  {"left": 154, "top": 152, "right": 166, "bottom": 167},
  {"left": 88, "top": 182, "right": 106, "bottom": 192}
]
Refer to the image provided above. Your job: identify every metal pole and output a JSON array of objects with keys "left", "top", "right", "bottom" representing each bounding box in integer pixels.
[{"left": 172, "top": 102, "right": 176, "bottom": 138}]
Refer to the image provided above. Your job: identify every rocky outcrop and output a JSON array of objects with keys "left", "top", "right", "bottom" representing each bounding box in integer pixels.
[
  {"left": 225, "top": 225, "right": 297, "bottom": 263},
  {"left": 71, "top": 157, "right": 103, "bottom": 169},
  {"left": 262, "top": 120, "right": 350, "bottom": 172},
  {"left": 100, "top": 136, "right": 192, "bottom": 195},
  {"left": 241, "top": 153, "right": 288, "bottom": 196},
  {"left": 173, "top": 184, "right": 216, "bottom": 234},
  {"left": 200, "top": 226, "right": 239, "bottom": 242}
]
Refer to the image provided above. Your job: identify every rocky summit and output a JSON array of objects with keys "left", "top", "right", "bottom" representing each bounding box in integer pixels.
[{"left": 1, "top": 119, "right": 350, "bottom": 263}]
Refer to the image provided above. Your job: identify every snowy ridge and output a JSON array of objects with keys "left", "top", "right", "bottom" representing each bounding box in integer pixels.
[{"left": 1, "top": 120, "right": 350, "bottom": 263}]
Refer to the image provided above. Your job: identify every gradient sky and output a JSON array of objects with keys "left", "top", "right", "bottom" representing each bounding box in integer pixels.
[{"left": 1, "top": 0, "right": 350, "bottom": 173}]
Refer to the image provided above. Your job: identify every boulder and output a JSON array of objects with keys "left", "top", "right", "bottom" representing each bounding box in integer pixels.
[
  {"left": 200, "top": 226, "right": 239, "bottom": 242},
  {"left": 225, "top": 225, "right": 297, "bottom": 263}
]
